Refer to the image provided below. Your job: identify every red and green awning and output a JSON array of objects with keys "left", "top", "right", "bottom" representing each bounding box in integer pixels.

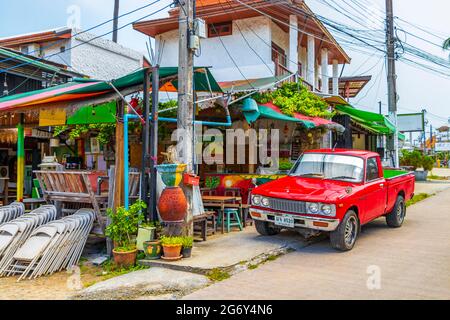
[
  {"left": 242, "top": 100, "right": 339, "bottom": 130},
  {"left": 0, "top": 67, "right": 222, "bottom": 113}
]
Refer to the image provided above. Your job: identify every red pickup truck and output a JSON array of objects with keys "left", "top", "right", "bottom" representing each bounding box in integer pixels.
[{"left": 250, "top": 149, "right": 415, "bottom": 251}]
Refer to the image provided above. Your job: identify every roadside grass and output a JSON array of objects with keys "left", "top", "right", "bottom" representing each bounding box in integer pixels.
[
  {"left": 427, "top": 174, "right": 449, "bottom": 181},
  {"left": 79, "top": 257, "right": 148, "bottom": 288},
  {"left": 406, "top": 193, "right": 433, "bottom": 207},
  {"left": 206, "top": 268, "right": 231, "bottom": 282}
]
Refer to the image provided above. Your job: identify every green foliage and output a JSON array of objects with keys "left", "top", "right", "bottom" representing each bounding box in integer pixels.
[
  {"left": 422, "top": 155, "right": 435, "bottom": 171},
  {"left": 278, "top": 159, "right": 293, "bottom": 171},
  {"left": 105, "top": 200, "right": 147, "bottom": 249},
  {"left": 406, "top": 193, "right": 432, "bottom": 207},
  {"left": 181, "top": 236, "right": 193, "bottom": 249},
  {"left": 159, "top": 235, "right": 183, "bottom": 246},
  {"left": 400, "top": 150, "right": 435, "bottom": 171},
  {"left": 54, "top": 123, "right": 116, "bottom": 145},
  {"left": 252, "top": 82, "right": 333, "bottom": 118}
]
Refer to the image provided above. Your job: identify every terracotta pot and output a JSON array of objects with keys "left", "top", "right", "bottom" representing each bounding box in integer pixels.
[
  {"left": 143, "top": 240, "right": 162, "bottom": 260},
  {"left": 162, "top": 244, "right": 182, "bottom": 258},
  {"left": 112, "top": 248, "right": 137, "bottom": 268},
  {"left": 158, "top": 187, "right": 187, "bottom": 222}
]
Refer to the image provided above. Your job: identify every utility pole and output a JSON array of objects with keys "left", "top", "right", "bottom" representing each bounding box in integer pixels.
[
  {"left": 177, "top": 0, "right": 195, "bottom": 236},
  {"left": 112, "top": 0, "right": 120, "bottom": 43},
  {"left": 385, "top": 0, "right": 399, "bottom": 167},
  {"left": 378, "top": 101, "right": 382, "bottom": 115}
]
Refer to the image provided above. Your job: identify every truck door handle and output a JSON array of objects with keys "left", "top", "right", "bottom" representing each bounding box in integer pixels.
[{"left": 379, "top": 183, "right": 384, "bottom": 188}]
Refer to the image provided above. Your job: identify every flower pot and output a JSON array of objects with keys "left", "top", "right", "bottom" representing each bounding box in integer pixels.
[
  {"left": 158, "top": 187, "right": 187, "bottom": 222},
  {"left": 143, "top": 240, "right": 162, "bottom": 260},
  {"left": 136, "top": 227, "right": 156, "bottom": 251},
  {"left": 413, "top": 170, "right": 428, "bottom": 181},
  {"left": 112, "top": 248, "right": 137, "bottom": 268},
  {"left": 156, "top": 163, "right": 187, "bottom": 187},
  {"left": 162, "top": 244, "right": 182, "bottom": 258},
  {"left": 181, "top": 247, "right": 192, "bottom": 258}
]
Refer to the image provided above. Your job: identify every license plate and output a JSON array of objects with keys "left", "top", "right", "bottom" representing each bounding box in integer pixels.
[{"left": 274, "top": 215, "right": 295, "bottom": 228}]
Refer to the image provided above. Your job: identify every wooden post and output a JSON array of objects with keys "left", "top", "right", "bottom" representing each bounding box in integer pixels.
[{"left": 177, "top": 0, "right": 195, "bottom": 237}]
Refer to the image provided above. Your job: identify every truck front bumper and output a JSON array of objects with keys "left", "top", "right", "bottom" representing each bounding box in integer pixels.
[{"left": 250, "top": 208, "right": 340, "bottom": 232}]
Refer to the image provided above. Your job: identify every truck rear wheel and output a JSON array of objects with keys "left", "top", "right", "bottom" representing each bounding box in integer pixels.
[
  {"left": 386, "top": 195, "right": 405, "bottom": 228},
  {"left": 254, "top": 220, "right": 280, "bottom": 236},
  {"left": 330, "top": 210, "right": 359, "bottom": 251}
]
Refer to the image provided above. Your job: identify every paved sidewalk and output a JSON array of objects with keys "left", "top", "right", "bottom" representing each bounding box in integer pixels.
[{"left": 184, "top": 188, "right": 450, "bottom": 300}]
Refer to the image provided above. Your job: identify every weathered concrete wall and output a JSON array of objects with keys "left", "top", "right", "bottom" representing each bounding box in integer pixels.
[{"left": 156, "top": 16, "right": 275, "bottom": 82}]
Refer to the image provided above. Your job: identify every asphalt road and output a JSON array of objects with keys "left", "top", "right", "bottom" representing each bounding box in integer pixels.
[{"left": 184, "top": 187, "right": 450, "bottom": 300}]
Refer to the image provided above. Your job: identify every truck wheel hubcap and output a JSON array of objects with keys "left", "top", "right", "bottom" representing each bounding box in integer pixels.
[
  {"left": 397, "top": 201, "right": 405, "bottom": 221},
  {"left": 344, "top": 216, "right": 357, "bottom": 246}
]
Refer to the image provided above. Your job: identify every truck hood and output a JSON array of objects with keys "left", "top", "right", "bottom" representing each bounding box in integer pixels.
[{"left": 253, "top": 176, "right": 355, "bottom": 202}]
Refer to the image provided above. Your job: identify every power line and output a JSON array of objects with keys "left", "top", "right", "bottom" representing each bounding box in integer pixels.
[
  {"left": 0, "top": 2, "right": 173, "bottom": 76},
  {"left": 0, "top": 0, "right": 162, "bottom": 66}
]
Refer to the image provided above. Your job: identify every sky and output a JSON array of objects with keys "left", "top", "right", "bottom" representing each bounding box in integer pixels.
[{"left": 1, "top": 0, "right": 449, "bottom": 133}]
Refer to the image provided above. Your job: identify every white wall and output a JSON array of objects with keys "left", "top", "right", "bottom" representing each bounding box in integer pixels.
[
  {"left": 156, "top": 16, "right": 276, "bottom": 82},
  {"left": 270, "top": 21, "right": 289, "bottom": 56}
]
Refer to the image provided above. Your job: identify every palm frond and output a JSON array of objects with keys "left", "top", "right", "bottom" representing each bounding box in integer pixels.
[{"left": 443, "top": 38, "right": 450, "bottom": 50}]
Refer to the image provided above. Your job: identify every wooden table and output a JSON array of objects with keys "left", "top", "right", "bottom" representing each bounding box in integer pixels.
[
  {"left": 0, "top": 178, "right": 9, "bottom": 206},
  {"left": 202, "top": 195, "right": 243, "bottom": 234}
]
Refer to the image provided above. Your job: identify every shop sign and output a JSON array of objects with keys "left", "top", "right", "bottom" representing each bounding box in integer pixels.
[{"left": 39, "top": 109, "right": 66, "bottom": 126}]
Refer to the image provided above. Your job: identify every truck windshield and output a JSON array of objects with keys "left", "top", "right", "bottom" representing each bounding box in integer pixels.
[{"left": 290, "top": 153, "right": 364, "bottom": 183}]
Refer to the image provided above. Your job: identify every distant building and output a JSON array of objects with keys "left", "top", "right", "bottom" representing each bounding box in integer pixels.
[{"left": 0, "top": 27, "right": 145, "bottom": 80}]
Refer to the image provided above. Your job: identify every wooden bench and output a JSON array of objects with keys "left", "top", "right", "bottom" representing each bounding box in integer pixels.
[
  {"left": 193, "top": 211, "right": 216, "bottom": 241},
  {"left": 34, "top": 171, "right": 107, "bottom": 229}
]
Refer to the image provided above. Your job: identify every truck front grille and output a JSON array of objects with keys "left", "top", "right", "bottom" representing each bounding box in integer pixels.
[{"left": 267, "top": 198, "right": 307, "bottom": 214}]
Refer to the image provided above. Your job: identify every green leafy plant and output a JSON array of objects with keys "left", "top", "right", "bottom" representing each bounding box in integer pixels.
[
  {"left": 422, "top": 155, "right": 435, "bottom": 171},
  {"left": 181, "top": 236, "right": 193, "bottom": 249},
  {"left": 54, "top": 123, "right": 116, "bottom": 145},
  {"left": 105, "top": 200, "right": 147, "bottom": 250},
  {"left": 160, "top": 235, "right": 183, "bottom": 247},
  {"left": 252, "top": 82, "right": 333, "bottom": 119},
  {"left": 278, "top": 159, "right": 293, "bottom": 171},
  {"left": 205, "top": 176, "right": 220, "bottom": 189}
]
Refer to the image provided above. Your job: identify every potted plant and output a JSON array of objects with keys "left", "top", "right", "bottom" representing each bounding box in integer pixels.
[
  {"left": 136, "top": 222, "right": 156, "bottom": 251},
  {"left": 400, "top": 150, "right": 432, "bottom": 181},
  {"left": 160, "top": 235, "right": 183, "bottom": 260},
  {"left": 142, "top": 221, "right": 164, "bottom": 260},
  {"left": 422, "top": 155, "right": 435, "bottom": 180},
  {"left": 105, "top": 200, "right": 146, "bottom": 267},
  {"left": 181, "top": 236, "right": 193, "bottom": 258}
]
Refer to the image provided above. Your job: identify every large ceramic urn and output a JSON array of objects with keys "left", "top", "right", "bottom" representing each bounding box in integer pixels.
[{"left": 156, "top": 164, "right": 187, "bottom": 222}]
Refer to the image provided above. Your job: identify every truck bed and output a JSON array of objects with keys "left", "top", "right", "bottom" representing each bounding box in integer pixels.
[{"left": 384, "top": 169, "right": 410, "bottom": 180}]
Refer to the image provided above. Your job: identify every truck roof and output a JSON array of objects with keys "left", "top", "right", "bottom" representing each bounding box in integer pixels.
[{"left": 304, "top": 148, "right": 380, "bottom": 158}]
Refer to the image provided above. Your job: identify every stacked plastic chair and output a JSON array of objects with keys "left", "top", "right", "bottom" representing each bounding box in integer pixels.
[
  {"left": 3, "top": 208, "right": 95, "bottom": 281},
  {"left": 0, "top": 205, "right": 57, "bottom": 275},
  {"left": 0, "top": 202, "right": 25, "bottom": 224}
]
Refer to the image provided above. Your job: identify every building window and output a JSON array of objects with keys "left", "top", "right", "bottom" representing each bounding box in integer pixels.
[
  {"left": 271, "top": 42, "right": 287, "bottom": 76},
  {"left": 208, "top": 21, "right": 232, "bottom": 38},
  {"left": 20, "top": 46, "right": 29, "bottom": 54}
]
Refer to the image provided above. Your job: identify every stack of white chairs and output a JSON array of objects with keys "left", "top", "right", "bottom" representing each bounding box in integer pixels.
[
  {"left": 0, "top": 205, "right": 57, "bottom": 274},
  {"left": 3, "top": 208, "right": 94, "bottom": 281},
  {"left": 0, "top": 202, "right": 25, "bottom": 224}
]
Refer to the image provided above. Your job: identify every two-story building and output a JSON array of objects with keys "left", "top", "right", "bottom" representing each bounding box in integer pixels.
[
  {"left": 0, "top": 27, "right": 145, "bottom": 80},
  {"left": 133, "top": 0, "right": 351, "bottom": 94}
]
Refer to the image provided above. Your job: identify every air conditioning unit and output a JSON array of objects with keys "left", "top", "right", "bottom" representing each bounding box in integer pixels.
[{"left": 0, "top": 166, "right": 9, "bottom": 178}]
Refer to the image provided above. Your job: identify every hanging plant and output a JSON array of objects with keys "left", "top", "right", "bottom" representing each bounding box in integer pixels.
[
  {"left": 54, "top": 123, "right": 116, "bottom": 145},
  {"left": 252, "top": 82, "right": 333, "bottom": 119}
]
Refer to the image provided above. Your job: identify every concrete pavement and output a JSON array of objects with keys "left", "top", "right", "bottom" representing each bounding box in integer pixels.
[{"left": 183, "top": 187, "right": 450, "bottom": 300}]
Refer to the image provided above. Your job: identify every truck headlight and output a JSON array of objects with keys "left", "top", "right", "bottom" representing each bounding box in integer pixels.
[
  {"left": 321, "top": 204, "right": 332, "bottom": 215},
  {"left": 261, "top": 197, "right": 270, "bottom": 207},
  {"left": 307, "top": 202, "right": 319, "bottom": 214},
  {"left": 252, "top": 195, "right": 261, "bottom": 205}
]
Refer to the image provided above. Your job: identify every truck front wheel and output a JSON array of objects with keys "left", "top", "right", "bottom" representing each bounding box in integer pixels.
[
  {"left": 386, "top": 195, "right": 406, "bottom": 228},
  {"left": 254, "top": 220, "right": 280, "bottom": 236},
  {"left": 330, "top": 210, "right": 359, "bottom": 251}
]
